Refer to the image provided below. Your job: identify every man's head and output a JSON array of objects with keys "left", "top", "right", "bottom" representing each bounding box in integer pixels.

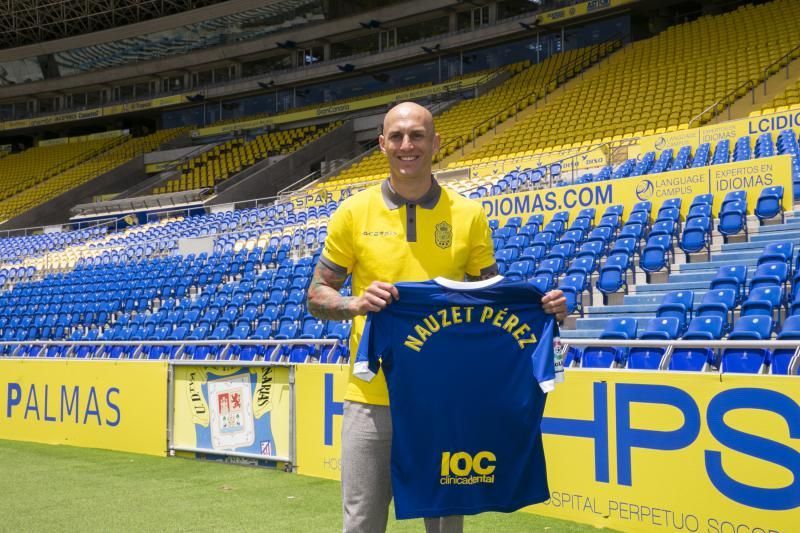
[{"left": 379, "top": 102, "right": 440, "bottom": 183}]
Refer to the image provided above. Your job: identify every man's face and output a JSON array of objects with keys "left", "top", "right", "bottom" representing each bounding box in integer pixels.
[{"left": 379, "top": 106, "right": 440, "bottom": 182}]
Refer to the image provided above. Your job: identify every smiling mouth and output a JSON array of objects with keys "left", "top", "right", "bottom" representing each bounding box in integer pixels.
[{"left": 398, "top": 156, "right": 419, "bottom": 161}]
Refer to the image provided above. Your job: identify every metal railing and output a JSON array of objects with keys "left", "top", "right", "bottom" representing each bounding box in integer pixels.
[
  {"left": 561, "top": 338, "right": 800, "bottom": 374},
  {"left": 0, "top": 338, "right": 339, "bottom": 361},
  {"left": 762, "top": 42, "right": 800, "bottom": 96},
  {"left": 691, "top": 39, "right": 800, "bottom": 127},
  {"left": 459, "top": 133, "right": 639, "bottom": 197},
  {"left": 689, "top": 79, "right": 756, "bottom": 128}
]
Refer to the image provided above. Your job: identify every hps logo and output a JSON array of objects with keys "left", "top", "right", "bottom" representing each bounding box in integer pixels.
[
  {"left": 440, "top": 451, "right": 496, "bottom": 486},
  {"left": 635, "top": 179, "right": 655, "bottom": 201}
]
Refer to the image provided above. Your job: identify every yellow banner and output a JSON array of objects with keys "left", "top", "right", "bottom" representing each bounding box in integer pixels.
[
  {"left": 531, "top": 370, "right": 800, "bottom": 532},
  {"left": 292, "top": 366, "right": 800, "bottom": 531},
  {"left": 634, "top": 108, "right": 800, "bottom": 156},
  {"left": 294, "top": 364, "right": 350, "bottom": 479},
  {"left": 0, "top": 360, "right": 167, "bottom": 456},
  {"left": 537, "top": 0, "right": 638, "bottom": 25},
  {"left": 103, "top": 94, "right": 188, "bottom": 117},
  {"left": 192, "top": 74, "right": 493, "bottom": 138},
  {"left": 0, "top": 95, "right": 191, "bottom": 132},
  {"left": 479, "top": 155, "right": 792, "bottom": 226},
  {"left": 172, "top": 365, "right": 291, "bottom": 460},
  {"left": 37, "top": 137, "right": 70, "bottom": 147}
]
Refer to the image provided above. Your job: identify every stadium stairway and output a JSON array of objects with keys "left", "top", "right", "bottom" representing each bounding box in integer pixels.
[
  {"left": 713, "top": 55, "right": 800, "bottom": 123},
  {"left": 562, "top": 208, "right": 800, "bottom": 339}
]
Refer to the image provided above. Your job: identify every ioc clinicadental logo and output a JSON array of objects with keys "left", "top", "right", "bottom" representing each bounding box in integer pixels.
[
  {"left": 635, "top": 179, "right": 655, "bottom": 201},
  {"left": 435, "top": 221, "right": 452, "bottom": 249}
]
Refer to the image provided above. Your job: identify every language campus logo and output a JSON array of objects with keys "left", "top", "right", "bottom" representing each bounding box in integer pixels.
[{"left": 635, "top": 179, "right": 655, "bottom": 201}]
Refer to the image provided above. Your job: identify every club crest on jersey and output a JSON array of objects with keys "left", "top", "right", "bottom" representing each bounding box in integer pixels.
[{"left": 434, "top": 221, "right": 452, "bottom": 249}]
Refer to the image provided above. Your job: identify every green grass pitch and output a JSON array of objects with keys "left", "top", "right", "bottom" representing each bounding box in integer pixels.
[{"left": 0, "top": 439, "right": 603, "bottom": 532}]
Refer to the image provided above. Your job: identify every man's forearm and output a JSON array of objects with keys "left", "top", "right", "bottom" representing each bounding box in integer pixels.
[
  {"left": 307, "top": 286, "right": 358, "bottom": 321},
  {"left": 307, "top": 260, "right": 358, "bottom": 320}
]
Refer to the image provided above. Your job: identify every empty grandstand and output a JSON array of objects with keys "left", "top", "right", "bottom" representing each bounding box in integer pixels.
[{"left": 0, "top": 1, "right": 797, "bottom": 531}]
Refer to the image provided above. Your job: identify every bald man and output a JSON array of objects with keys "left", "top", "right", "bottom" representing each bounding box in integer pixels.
[{"left": 308, "top": 102, "right": 566, "bottom": 532}]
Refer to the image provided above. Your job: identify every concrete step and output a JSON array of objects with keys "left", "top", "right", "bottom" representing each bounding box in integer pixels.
[
  {"left": 677, "top": 258, "right": 758, "bottom": 272},
  {"left": 575, "top": 315, "right": 652, "bottom": 332},
  {"left": 634, "top": 280, "right": 709, "bottom": 293},
  {"left": 622, "top": 292, "right": 701, "bottom": 305},
  {"left": 708, "top": 250, "right": 762, "bottom": 263},
  {"left": 751, "top": 229, "right": 800, "bottom": 242},
  {"left": 561, "top": 329, "right": 603, "bottom": 339},
  {"left": 585, "top": 303, "right": 661, "bottom": 316},
  {"left": 720, "top": 237, "right": 800, "bottom": 252}
]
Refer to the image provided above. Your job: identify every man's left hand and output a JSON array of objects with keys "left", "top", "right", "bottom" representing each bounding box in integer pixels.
[{"left": 542, "top": 289, "right": 568, "bottom": 322}]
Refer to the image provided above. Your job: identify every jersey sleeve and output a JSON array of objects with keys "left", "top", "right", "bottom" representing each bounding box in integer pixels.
[
  {"left": 321, "top": 201, "right": 355, "bottom": 271},
  {"left": 353, "top": 311, "right": 391, "bottom": 382},
  {"left": 531, "top": 316, "right": 558, "bottom": 393},
  {"left": 466, "top": 207, "right": 496, "bottom": 277}
]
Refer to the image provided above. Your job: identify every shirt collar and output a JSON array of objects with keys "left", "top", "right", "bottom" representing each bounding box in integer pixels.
[{"left": 381, "top": 177, "right": 442, "bottom": 210}]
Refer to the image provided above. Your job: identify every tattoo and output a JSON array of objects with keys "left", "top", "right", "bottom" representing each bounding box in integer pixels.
[
  {"left": 307, "top": 261, "right": 357, "bottom": 320},
  {"left": 465, "top": 263, "right": 499, "bottom": 282}
]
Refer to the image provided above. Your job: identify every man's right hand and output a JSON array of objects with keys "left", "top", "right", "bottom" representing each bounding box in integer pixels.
[{"left": 350, "top": 281, "right": 399, "bottom": 315}]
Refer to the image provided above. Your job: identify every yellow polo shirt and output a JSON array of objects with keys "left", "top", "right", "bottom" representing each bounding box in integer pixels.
[{"left": 321, "top": 178, "right": 496, "bottom": 405}]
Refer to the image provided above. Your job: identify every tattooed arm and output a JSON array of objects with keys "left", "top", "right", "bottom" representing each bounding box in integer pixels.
[
  {"left": 307, "top": 260, "right": 399, "bottom": 320},
  {"left": 466, "top": 263, "right": 568, "bottom": 321}
]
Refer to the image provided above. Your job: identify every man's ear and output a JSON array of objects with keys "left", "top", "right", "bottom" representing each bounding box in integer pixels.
[
  {"left": 433, "top": 132, "right": 441, "bottom": 154},
  {"left": 379, "top": 134, "right": 386, "bottom": 153}
]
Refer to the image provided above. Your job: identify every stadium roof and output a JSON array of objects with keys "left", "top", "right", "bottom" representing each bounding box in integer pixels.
[{"left": 0, "top": 0, "right": 234, "bottom": 49}]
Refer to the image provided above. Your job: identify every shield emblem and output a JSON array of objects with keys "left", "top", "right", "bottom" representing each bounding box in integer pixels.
[{"left": 434, "top": 221, "right": 452, "bottom": 249}]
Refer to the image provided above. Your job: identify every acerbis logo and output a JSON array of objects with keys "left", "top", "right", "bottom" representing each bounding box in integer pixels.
[
  {"left": 635, "top": 179, "right": 655, "bottom": 201},
  {"left": 440, "top": 451, "right": 496, "bottom": 485}
]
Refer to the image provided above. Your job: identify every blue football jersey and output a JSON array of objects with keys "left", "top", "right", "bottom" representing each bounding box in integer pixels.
[{"left": 354, "top": 276, "right": 559, "bottom": 520}]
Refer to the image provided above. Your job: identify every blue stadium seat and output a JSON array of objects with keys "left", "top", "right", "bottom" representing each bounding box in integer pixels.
[
  {"left": 696, "top": 289, "right": 737, "bottom": 332},
  {"left": 740, "top": 285, "right": 783, "bottom": 327},
  {"left": 770, "top": 315, "right": 800, "bottom": 375},
  {"left": 559, "top": 274, "right": 588, "bottom": 316},
  {"left": 669, "top": 316, "right": 724, "bottom": 371},
  {"left": 755, "top": 186, "right": 784, "bottom": 223},
  {"left": 656, "top": 290, "right": 694, "bottom": 334},
  {"left": 627, "top": 317, "right": 680, "bottom": 370},
  {"left": 596, "top": 253, "right": 630, "bottom": 297},
  {"left": 710, "top": 265, "right": 748, "bottom": 305},
  {"left": 717, "top": 200, "right": 748, "bottom": 240},
  {"left": 749, "top": 262, "right": 788, "bottom": 292},
  {"left": 680, "top": 216, "right": 711, "bottom": 258},
  {"left": 581, "top": 318, "right": 637, "bottom": 368},
  {"left": 640, "top": 235, "right": 673, "bottom": 274},
  {"left": 721, "top": 316, "right": 773, "bottom": 374},
  {"left": 324, "top": 321, "right": 351, "bottom": 363}
]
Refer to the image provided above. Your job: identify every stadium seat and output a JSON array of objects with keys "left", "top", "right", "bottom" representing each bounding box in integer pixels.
[
  {"left": 656, "top": 290, "right": 694, "bottom": 334},
  {"left": 580, "top": 318, "right": 637, "bottom": 368},
  {"left": 755, "top": 186, "right": 784, "bottom": 223},
  {"left": 627, "top": 317, "right": 680, "bottom": 370},
  {"left": 770, "top": 315, "right": 800, "bottom": 375},
  {"left": 669, "top": 316, "right": 724, "bottom": 371},
  {"left": 721, "top": 316, "right": 773, "bottom": 374}
]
